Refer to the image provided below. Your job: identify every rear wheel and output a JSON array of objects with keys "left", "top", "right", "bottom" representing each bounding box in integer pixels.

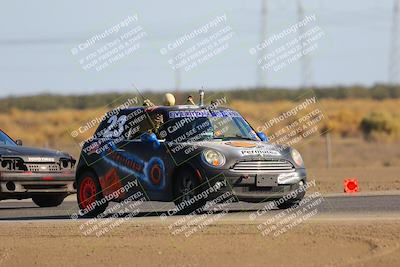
[
  {"left": 32, "top": 194, "right": 66, "bottom": 207},
  {"left": 77, "top": 171, "right": 108, "bottom": 217},
  {"left": 173, "top": 168, "right": 206, "bottom": 215}
]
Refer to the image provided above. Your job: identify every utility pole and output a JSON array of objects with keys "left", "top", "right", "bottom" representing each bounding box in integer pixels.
[
  {"left": 174, "top": 53, "right": 181, "bottom": 91},
  {"left": 257, "top": 0, "right": 268, "bottom": 88},
  {"left": 298, "top": 0, "right": 312, "bottom": 88},
  {"left": 174, "top": 66, "right": 181, "bottom": 90},
  {"left": 325, "top": 132, "right": 332, "bottom": 168},
  {"left": 389, "top": 0, "right": 400, "bottom": 85},
  {"left": 174, "top": 53, "right": 181, "bottom": 102}
]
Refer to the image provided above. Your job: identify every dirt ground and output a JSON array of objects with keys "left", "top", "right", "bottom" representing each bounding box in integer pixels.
[
  {"left": 0, "top": 217, "right": 399, "bottom": 267},
  {"left": 307, "top": 167, "right": 400, "bottom": 194}
]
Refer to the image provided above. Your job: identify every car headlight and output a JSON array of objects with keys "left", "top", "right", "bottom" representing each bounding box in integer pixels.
[
  {"left": 291, "top": 148, "right": 303, "bottom": 166},
  {"left": 202, "top": 149, "right": 225, "bottom": 167}
]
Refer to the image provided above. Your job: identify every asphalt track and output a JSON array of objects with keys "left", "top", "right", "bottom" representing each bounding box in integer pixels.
[{"left": 0, "top": 193, "right": 400, "bottom": 222}]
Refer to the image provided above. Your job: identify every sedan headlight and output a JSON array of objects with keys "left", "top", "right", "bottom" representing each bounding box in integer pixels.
[
  {"left": 202, "top": 149, "right": 225, "bottom": 167},
  {"left": 291, "top": 148, "right": 303, "bottom": 166}
]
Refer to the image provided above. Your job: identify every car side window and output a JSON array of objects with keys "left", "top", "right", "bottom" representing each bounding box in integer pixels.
[{"left": 124, "top": 110, "right": 154, "bottom": 140}]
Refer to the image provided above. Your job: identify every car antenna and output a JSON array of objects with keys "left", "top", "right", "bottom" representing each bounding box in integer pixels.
[{"left": 199, "top": 88, "right": 204, "bottom": 106}]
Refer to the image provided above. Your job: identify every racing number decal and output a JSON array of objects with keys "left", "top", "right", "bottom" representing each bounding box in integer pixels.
[{"left": 103, "top": 115, "right": 127, "bottom": 138}]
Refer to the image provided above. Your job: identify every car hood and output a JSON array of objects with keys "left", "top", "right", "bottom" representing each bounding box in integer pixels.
[
  {"left": 169, "top": 139, "right": 294, "bottom": 168},
  {"left": 198, "top": 140, "right": 289, "bottom": 157},
  {"left": 0, "top": 145, "right": 70, "bottom": 162}
]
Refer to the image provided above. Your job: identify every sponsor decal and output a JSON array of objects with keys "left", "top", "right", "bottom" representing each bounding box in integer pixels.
[
  {"left": 225, "top": 141, "right": 257, "bottom": 148},
  {"left": 100, "top": 168, "right": 125, "bottom": 200},
  {"left": 101, "top": 144, "right": 166, "bottom": 190},
  {"left": 241, "top": 149, "right": 281, "bottom": 157},
  {"left": 168, "top": 109, "right": 241, "bottom": 118},
  {"left": 27, "top": 157, "right": 55, "bottom": 162}
]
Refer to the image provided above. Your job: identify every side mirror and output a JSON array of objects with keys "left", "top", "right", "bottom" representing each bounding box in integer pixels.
[
  {"left": 140, "top": 132, "right": 160, "bottom": 149},
  {"left": 257, "top": 132, "right": 268, "bottom": 142},
  {"left": 15, "top": 139, "right": 23, "bottom": 146}
]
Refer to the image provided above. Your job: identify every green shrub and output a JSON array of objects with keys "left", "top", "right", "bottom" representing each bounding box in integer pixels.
[{"left": 360, "top": 112, "right": 399, "bottom": 140}]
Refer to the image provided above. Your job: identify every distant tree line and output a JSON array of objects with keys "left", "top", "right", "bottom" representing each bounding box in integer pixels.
[{"left": 1, "top": 84, "right": 399, "bottom": 112}]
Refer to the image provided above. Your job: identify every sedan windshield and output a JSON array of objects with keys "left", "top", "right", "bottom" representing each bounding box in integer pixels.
[
  {"left": 161, "top": 110, "right": 260, "bottom": 142},
  {"left": 0, "top": 130, "right": 16, "bottom": 146}
]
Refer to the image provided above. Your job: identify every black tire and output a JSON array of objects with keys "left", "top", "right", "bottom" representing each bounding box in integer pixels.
[
  {"left": 276, "top": 189, "right": 305, "bottom": 209},
  {"left": 173, "top": 167, "right": 207, "bottom": 215},
  {"left": 276, "top": 200, "right": 300, "bottom": 209},
  {"left": 77, "top": 171, "right": 108, "bottom": 218},
  {"left": 32, "top": 194, "right": 66, "bottom": 207}
]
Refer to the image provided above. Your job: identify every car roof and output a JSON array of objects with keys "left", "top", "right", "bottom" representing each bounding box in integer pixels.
[{"left": 123, "top": 105, "right": 232, "bottom": 113}]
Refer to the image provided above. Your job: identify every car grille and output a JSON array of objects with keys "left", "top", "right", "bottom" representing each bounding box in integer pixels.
[
  {"left": 25, "top": 163, "right": 61, "bottom": 172},
  {"left": 232, "top": 159, "right": 294, "bottom": 173}
]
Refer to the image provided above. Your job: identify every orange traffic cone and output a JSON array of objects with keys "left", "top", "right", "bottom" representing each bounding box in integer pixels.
[{"left": 344, "top": 179, "right": 358, "bottom": 193}]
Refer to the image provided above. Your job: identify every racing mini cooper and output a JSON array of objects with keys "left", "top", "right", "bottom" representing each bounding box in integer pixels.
[
  {"left": 0, "top": 129, "right": 76, "bottom": 207},
  {"left": 76, "top": 93, "right": 307, "bottom": 217}
]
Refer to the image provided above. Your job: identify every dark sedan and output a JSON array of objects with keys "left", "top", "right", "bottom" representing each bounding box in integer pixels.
[{"left": 0, "top": 129, "right": 76, "bottom": 207}]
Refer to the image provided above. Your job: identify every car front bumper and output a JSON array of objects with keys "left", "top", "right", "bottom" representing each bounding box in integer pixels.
[
  {"left": 199, "top": 167, "right": 307, "bottom": 202},
  {"left": 0, "top": 171, "right": 76, "bottom": 198}
]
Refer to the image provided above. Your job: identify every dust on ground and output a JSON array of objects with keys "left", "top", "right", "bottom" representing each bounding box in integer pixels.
[{"left": 0, "top": 216, "right": 399, "bottom": 267}]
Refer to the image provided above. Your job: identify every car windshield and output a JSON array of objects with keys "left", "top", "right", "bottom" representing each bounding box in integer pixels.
[
  {"left": 162, "top": 109, "right": 260, "bottom": 142},
  {"left": 0, "top": 130, "right": 16, "bottom": 146}
]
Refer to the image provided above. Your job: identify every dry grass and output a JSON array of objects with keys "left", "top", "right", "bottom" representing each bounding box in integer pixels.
[
  {"left": 0, "top": 107, "right": 108, "bottom": 156},
  {"left": 231, "top": 98, "right": 400, "bottom": 139}
]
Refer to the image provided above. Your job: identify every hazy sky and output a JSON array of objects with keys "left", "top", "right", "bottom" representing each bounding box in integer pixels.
[{"left": 0, "top": 0, "right": 395, "bottom": 96}]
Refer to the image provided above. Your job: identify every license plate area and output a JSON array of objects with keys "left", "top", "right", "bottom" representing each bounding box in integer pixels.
[{"left": 256, "top": 175, "right": 278, "bottom": 187}]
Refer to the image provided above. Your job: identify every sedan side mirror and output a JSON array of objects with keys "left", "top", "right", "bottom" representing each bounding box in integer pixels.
[
  {"left": 257, "top": 132, "right": 268, "bottom": 142},
  {"left": 15, "top": 139, "right": 23, "bottom": 146}
]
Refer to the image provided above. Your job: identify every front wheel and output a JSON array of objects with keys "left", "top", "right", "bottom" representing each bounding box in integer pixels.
[
  {"left": 173, "top": 168, "right": 206, "bottom": 215},
  {"left": 32, "top": 194, "right": 66, "bottom": 207},
  {"left": 77, "top": 171, "right": 108, "bottom": 217},
  {"left": 276, "top": 189, "right": 305, "bottom": 209},
  {"left": 276, "top": 200, "right": 300, "bottom": 209}
]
